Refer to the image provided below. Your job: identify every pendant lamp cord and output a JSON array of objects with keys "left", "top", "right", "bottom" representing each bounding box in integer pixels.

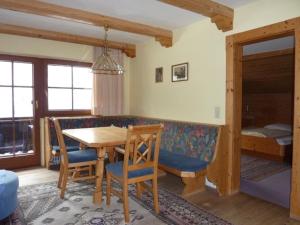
[{"left": 104, "top": 25, "right": 109, "bottom": 55}]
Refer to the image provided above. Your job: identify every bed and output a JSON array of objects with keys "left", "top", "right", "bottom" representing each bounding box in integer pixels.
[{"left": 241, "top": 123, "right": 292, "bottom": 161}]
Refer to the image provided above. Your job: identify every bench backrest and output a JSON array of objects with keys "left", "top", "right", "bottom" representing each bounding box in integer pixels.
[
  {"left": 134, "top": 117, "right": 220, "bottom": 163},
  {"left": 45, "top": 116, "right": 220, "bottom": 163}
]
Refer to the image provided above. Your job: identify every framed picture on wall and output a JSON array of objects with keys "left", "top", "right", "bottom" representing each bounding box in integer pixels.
[
  {"left": 155, "top": 67, "right": 163, "bottom": 83},
  {"left": 172, "top": 63, "right": 188, "bottom": 82}
]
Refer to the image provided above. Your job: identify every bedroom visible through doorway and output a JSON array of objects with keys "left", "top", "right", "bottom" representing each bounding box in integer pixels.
[{"left": 240, "top": 36, "right": 295, "bottom": 208}]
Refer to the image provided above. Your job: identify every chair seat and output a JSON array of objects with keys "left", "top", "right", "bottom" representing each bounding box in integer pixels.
[
  {"left": 159, "top": 149, "right": 208, "bottom": 172},
  {"left": 52, "top": 145, "right": 79, "bottom": 154},
  {"left": 68, "top": 149, "right": 97, "bottom": 164},
  {"left": 106, "top": 161, "right": 153, "bottom": 179}
]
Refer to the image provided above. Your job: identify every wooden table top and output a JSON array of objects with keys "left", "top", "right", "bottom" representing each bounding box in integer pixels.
[{"left": 62, "top": 126, "right": 127, "bottom": 148}]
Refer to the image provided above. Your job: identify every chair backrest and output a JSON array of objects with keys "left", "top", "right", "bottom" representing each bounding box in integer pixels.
[
  {"left": 52, "top": 118, "right": 69, "bottom": 165},
  {"left": 123, "top": 124, "right": 164, "bottom": 179}
]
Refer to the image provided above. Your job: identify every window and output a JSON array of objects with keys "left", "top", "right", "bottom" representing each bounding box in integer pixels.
[
  {"left": 0, "top": 61, "right": 33, "bottom": 118},
  {"left": 47, "top": 65, "right": 93, "bottom": 111}
]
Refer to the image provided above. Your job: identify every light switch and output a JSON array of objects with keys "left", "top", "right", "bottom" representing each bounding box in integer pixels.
[{"left": 214, "top": 106, "right": 220, "bottom": 119}]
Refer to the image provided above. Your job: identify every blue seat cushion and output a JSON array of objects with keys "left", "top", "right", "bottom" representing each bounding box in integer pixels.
[
  {"left": 68, "top": 149, "right": 97, "bottom": 163},
  {"left": 52, "top": 145, "right": 79, "bottom": 153},
  {"left": 159, "top": 149, "right": 208, "bottom": 172},
  {"left": 106, "top": 161, "right": 153, "bottom": 179},
  {"left": 0, "top": 170, "right": 19, "bottom": 220}
]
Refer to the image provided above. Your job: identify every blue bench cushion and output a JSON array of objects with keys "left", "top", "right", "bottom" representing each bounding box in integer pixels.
[
  {"left": 68, "top": 149, "right": 97, "bottom": 163},
  {"left": 159, "top": 149, "right": 208, "bottom": 172},
  {"left": 106, "top": 161, "right": 153, "bottom": 179},
  {"left": 52, "top": 145, "right": 80, "bottom": 153},
  {"left": 0, "top": 170, "right": 19, "bottom": 220}
]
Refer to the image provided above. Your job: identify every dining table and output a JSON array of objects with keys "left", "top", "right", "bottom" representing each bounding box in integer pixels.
[{"left": 62, "top": 126, "right": 127, "bottom": 205}]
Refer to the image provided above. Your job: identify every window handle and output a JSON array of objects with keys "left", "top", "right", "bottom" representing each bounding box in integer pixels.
[{"left": 35, "top": 100, "right": 39, "bottom": 109}]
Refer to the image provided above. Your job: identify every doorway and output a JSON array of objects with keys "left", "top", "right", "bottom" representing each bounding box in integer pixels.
[
  {"left": 0, "top": 55, "right": 42, "bottom": 170},
  {"left": 239, "top": 36, "right": 295, "bottom": 208},
  {"left": 225, "top": 17, "right": 300, "bottom": 219}
]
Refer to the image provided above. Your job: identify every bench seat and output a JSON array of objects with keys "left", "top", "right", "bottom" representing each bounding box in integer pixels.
[{"left": 159, "top": 149, "right": 208, "bottom": 173}]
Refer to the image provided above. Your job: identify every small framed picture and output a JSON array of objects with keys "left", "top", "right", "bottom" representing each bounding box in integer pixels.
[
  {"left": 172, "top": 63, "right": 188, "bottom": 82},
  {"left": 155, "top": 67, "right": 163, "bottom": 83}
]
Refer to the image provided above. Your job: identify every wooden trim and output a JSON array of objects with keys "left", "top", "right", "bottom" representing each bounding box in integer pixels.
[
  {"left": 0, "top": 0, "right": 172, "bottom": 47},
  {"left": 0, "top": 23, "right": 136, "bottom": 58},
  {"left": 158, "top": 0, "right": 233, "bottom": 32},
  {"left": 243, "top": 48, "right": 295, "bottom": 61},
  {"left": 290, "top": 27, "right": 300, "bottom": 219},
  {"left": 232, "top": 17, "right": 300, "bottom": 44},
  {"left": 226, "top": 16, "right": 300, "bottom": 219}
]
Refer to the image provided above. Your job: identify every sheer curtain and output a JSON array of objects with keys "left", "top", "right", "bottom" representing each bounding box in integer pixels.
[{"left": 91, "top": 47, "right": 124, "bottom": 116}]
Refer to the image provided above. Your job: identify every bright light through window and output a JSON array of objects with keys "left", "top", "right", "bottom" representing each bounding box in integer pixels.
[
  {"left": 0, "top": 61, "right": 12, "bottom": 85},
  {"left": 48, "top": 65, "right": 72, "bottom": 87},
  {"left": 47, "top": 65, "right": 92, "bottom": 111},
  {"left": 73, "top": 89, "right": 92, "bottom": 110},
  {"left": 14, "top": 87, "right": 33, "bottom": 117},
  {"left": 0, "top": 60, "right": 33, "bottom": 118},
  {"left": 0, "top": 87, "right": 12, "bottom": 118},
  {"left": 48, "top": 88, "right": 72, "bottom": 110},
  {"left": 73, "top": 67, "right": 93, "bottom": 88},
  {"left": 14, "top": 62, "right": 33, "bottom": 86}
]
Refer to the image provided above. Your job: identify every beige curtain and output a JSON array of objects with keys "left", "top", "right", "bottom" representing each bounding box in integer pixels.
[{"left": 92, "top": 47, "right": 124, "bottom": 116}]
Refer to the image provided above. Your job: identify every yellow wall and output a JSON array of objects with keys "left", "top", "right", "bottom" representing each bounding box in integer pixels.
[
  {"left": 0, "top": 34, "right": 94, "bottom": 62},
  {"left": 129, "top": 0, "right": 300, "bottom": 124}
]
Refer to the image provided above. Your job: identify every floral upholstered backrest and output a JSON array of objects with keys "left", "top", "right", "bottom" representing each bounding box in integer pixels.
[
  {"left": 134, "top": 118, "right": 219, "bottom": 162},
  {"left": 47, "top": 116, "right": 219, "bottom": 163},
  {"left": 48, "top": 116, "right": 135, "bottom": 146}
]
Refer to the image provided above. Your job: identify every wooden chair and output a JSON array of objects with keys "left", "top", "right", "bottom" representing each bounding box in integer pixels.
[
  {"left": 53, "top": 118, "right": 98, "bottom": 198},
  {"left": 45, "top": 117, "right": 79, "bottom": 169},
  {"left": 106, "top": 124, "right": 164, "bottom": 223}
]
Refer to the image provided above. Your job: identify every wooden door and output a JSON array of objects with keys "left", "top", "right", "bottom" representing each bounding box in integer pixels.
[{"left": 0, "top": 55, "right": 42, "bottom": 169}]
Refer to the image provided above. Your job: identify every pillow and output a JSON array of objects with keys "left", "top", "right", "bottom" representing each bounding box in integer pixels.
[{"left": 264, "top": 123, "right": 292, "bottom": 132}]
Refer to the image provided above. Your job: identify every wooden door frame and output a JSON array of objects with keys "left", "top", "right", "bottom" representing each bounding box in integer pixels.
[{"left": 225, "top": 17, "right": 300, "bottom": 219}]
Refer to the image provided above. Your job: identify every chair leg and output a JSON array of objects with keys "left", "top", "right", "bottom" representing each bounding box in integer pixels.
[
  {"left": 60, "top": 168, "right": 68, "bottom": 199},
  {"left": 89, "top": 165, "right": 93, "bottom": 176},
  {"left": 123, "top": 184, "right": 130, "bottom": 223},
  {"left": 152, "top": 178, "right": 159, "bottom": 214},
  {"left": 57, "top": 164, "right": 63, "bottom": 188},
  {"left": 106, "top": 172, "right": 112, "bottom": 206},
  {"left": 136, "top": 182, "right": 142, "bottom": 199}
]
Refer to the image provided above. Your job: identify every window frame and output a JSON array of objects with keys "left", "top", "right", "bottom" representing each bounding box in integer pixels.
[{"left": 44, "top": 59, "right": 92, "bottom": 117}]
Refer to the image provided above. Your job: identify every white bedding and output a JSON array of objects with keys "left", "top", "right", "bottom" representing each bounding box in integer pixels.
[{"left": 242, "top": 127, "right": 292, "bottom": 146}]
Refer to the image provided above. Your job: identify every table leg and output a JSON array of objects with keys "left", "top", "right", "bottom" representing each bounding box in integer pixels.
[{"left": 93, "top": 147, "right": 105, "bottom": 204}]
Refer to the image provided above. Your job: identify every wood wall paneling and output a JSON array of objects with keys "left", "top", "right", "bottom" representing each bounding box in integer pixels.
[{"left": 242, "top": 50, "right": 294, "bottom": 127}]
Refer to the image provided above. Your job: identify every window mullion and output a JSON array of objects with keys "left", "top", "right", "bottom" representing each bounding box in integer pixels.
[{"left": 71, "top": 66, "right": 74, "bottom": 111}]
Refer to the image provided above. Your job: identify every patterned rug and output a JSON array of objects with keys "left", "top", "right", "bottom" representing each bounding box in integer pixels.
[
  {"left": 0, "top": 181, "right": 233, "bottom": 225},
  {"left": 241, "top": 155, "right": 290, "bottom": 181}
]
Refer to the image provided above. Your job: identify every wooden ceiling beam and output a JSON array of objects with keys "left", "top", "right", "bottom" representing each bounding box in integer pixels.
[
  {"left": 0, "top": 23, "right": 136, "bottom": 58},
  {"left": 0, "top": 0, "right": 173, "bottom": 47},
  {"left": 159, "top": 0, "right": 234, "bottom": 32}
]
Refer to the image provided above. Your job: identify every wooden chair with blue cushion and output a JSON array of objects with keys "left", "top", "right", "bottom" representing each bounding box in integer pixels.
[
  {"left": 53, "top": 118, "right": 98, "bottom": 199},
  {"left": 45, "top": 117, "right": 79, "bottom": 169},
  {"left": 106, "top": 124, "right": 164, "bottom": 223}
]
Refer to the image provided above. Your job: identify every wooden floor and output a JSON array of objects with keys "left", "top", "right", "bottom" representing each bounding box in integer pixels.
[{"left": 16, "top": 167, "right": 300, "bottom": 225}]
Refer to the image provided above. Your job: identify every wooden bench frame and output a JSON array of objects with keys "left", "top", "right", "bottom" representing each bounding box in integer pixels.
[{"left": 158, "top": 126, "right": 222, "bottom": 197}]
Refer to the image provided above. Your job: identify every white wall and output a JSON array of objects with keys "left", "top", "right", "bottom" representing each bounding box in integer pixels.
[{"left": 129, "top": 0, "right": 300, "bottom": 124}]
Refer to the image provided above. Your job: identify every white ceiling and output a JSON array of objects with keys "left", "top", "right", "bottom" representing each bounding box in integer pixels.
[{"left": 0, "top": 0, "right": 257, "bottom": 44}]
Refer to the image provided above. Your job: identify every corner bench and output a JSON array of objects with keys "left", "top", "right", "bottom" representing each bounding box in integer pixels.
[
  {"left": 134, "top": 118, "right": 222, "bottom": 196},
  {"left": 45, "top": 116, "right": 222, "bottom": 196}
]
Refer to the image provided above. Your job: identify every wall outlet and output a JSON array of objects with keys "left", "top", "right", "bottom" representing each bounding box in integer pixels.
[{"left": 214, "top": 106, "right": 220, "bottom": 119}]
